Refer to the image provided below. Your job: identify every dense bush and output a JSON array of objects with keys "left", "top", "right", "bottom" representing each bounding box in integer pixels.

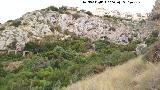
[
  {"left": 0, "top": 64, "right": 7, "bottom": 77},
  {"left": 59, "top": 6, "right": 67, "bottom": 14},
  {"left": 0, "top": 54, "right": 22, "bottom": 61},
  {"left": 10, "top": 20, "right": 21, "bottom": 27},
  {"left": 85, "top": 11, "right": 93, "bottom": 16},
  {"left": 145, "top": 37, "right": 158, "bottom": 46},
  {"left": 95, "top": 40, "right": 138, "bottom": 54},
  {"left": 47, "top": 6, "right": 59, "bottom": 11},
  {"left": 145, "top": 30, "right": 159, "bottom": 46},
  {"left": 95, "top": 40, "right": 109, "bottom": 51},
  {"left": 0, "top": 37, "right": 137, "bottom": 90},
  {"left": 151, "top": 30, "right": 159, "bottom": 37},
  {"left": 24, "top": 42, "right": 40, "bottom": 53},
  {"left": 72, "top": 13, "right": 81, "bottom": 19},
  {"left": 0, "top": 26, "right": 5, "bottom": 31},
  {"left": 54, "top": 25, "right": 62, "bottom": 32}
]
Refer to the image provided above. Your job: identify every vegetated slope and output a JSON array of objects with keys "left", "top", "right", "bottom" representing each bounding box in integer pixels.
[
  {"left": 64, "top": 56, "right": 160, "bottom": 90},
  {"left": 0, "top": 37, "right": 138, "bottom": 90},
  {"left": 0, "top": 2, "right": 160, "bottom": 90}
]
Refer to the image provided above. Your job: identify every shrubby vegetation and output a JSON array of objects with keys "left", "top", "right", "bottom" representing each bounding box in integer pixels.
[
  {"left": 45, "top": 6, "right": 94, "bottom": 16},
  {"left": 46, "top": 6, "right": 59, "bottom": 11},
  {"left": 10, "top": 20, "right": 21, "bottom": 27},
  {"left": 85, "top": 11, "right": 93, "bottom": 16},
  {"left": 58, "top": 6, "right": 67, "bottom": 14},
  {"left": 46, "top": 6, "right": 68, "bottom": 14},
  {"left": 0, "top": 37, "right": 137, "bottom": 90},
  {"left": 0, "top": 54, "right": 22, "bottom": 61},
  {"left": 145, "top": 30, "right": 159, "bottom": 46},
  {"left": 0, "top": 26, "right": 5, "bottom": 31}
]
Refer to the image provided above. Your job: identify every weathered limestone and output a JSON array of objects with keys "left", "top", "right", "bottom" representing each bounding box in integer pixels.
[{"left": 0, "top": 8, "right": 152, "bottom": 50}]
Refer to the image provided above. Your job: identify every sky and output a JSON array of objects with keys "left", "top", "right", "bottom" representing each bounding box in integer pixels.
[{"left": 0, "top": 0, "right": 156, "bottom": 23}]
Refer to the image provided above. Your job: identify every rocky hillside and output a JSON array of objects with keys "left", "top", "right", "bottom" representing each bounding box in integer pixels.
[
  {"left": 151, "top": 0, "right": 160, "bottom": 18},
  {"left": 150, "top": 0, "right": 160, "bottom": 29},
  {"left": 0, "top": 6, "right": 153, "bottom": 50},
  {"left": 1, "top": 2, "right": 160, "bottom": 90}
]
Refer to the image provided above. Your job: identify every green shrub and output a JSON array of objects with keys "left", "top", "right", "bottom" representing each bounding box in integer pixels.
[
  {"left": 0, "top": 64, "right": 7, "bottom": 77},
  {"left": 47, "top": 6, "right": 58, "bottom": 11},
  {"left": 95, "top": 40, "right": 110, "bottom": 52},
  {"left": 119, "top": 43, "right": 136, "bottom": 51},
  {"left": 0, "top": 54, "right": 22, "bottom": 61},
  {"left": 151, "top": 30, "right": 159, "bottom": 37},
  {"left": 42, "top": 46, "right": 77, "bottom": 60},
  {"left": 145, "top": 37, "right": 158, "bottom": 46},
  {"left": 0, "top": 26, "right": 5, "bottom": 31},
  {"left": 37, "top": 66, "right": 53, "bottom": 79},
  {"left": 24, "top": 42, "right": 43, "bottom": 53},
  {"left": 145, "top": 30, "right": 159, "bottom": 46},
  {"left": 7, "top": 20, "right": 13, "bottom": 22},
  {"left": 1, "top": 36, "right": 138, "bottom": 90},
  {"left": 72, "top": 13, "right": 81, "bottom": 19},
  {"left": 10, "top": 20, "right": 21, "bottom": 27},
  {"left": 85, "top": 11, "right": 93, "bottom": 16},
  {"left": 59, "top": 6, "right": 67, "bottom": 14},
  {"left": 55, "top": 25, "right": 62, "bottom": 32},
  {"left": 103, "top": 50, "right": 136, "bottom": 66}
]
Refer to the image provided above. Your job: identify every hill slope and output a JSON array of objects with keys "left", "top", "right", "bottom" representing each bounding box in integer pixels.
[
  {"left": 64, "top": 56, "right": 160, "bottom": 90},
  {"left": 0, "top": 6, "right": 152, "bottom": 50}
]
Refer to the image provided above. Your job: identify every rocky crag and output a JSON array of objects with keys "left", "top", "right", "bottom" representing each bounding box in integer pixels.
[{"left": 0, "top": 6, "right": 154, "bottom": 50}]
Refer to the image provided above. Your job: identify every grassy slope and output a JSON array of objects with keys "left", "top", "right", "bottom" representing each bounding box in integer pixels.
[{"left": 63, "top": 56, "right": 160, "bottom": 90}]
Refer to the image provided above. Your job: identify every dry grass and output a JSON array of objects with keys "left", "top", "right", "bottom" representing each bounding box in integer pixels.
[{"left": 62, "top": 56, "right": 160, "bottom": 90}]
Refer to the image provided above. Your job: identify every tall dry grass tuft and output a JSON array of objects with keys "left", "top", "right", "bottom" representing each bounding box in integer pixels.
[{"left": 62, "top": 56, "right": 160, "bottom": 90}]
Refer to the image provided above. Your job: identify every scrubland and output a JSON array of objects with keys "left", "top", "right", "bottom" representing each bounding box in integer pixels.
[{"left": 64, "top": 56, "right": 160, "bottom": 90}]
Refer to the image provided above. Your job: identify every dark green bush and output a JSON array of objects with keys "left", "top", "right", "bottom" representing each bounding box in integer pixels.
[
  {"left": 119, "top": 43, "right": 136, "bottom": 51},
  {"left": 59, "top": 6, "right": 67, "bottom": 14},
  {"left": 0, "top": 64, "right": 7, "bottom": 77},
  {"left": 0, "top": 54, "right": 22, "bottom": 61},
  {"left": 85, "top": 11, "right": 93, "bottom": 16},
  {"left": 72, "top": 13, "right": 81, "bottom": 19},
  {"left": 95, "top": 40, "right": 110, "bottom": 52},
  {"left": 151, "top": 30, "right": 159, "bottom": 37},
  {"left": 0, "top": 26, "right": 5, "bottom": 31},
  {"left": 24, "top": 42, "right": 43, "bottom": 53},
  {"left": 10, "top": 20, "right": 21, "bottom": 27},
  {"left": 1, "top": 36, "right": 138, "bottom": 90},
  {"left": 54, "top": 25, "right": 62, "bottom": 32},
  {"left": 145, "top": 37, "right": 158, "bottom": 46},
  {"left": 145, "top": 30, "right": 159, "bottom": 46},
  {"left": 47, "top": 6, "right": 58, "bottom": 11}
]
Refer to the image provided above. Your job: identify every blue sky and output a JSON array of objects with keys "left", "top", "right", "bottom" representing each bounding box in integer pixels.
[{"left": 0, "top": 0, "right": 156, "bottom": 23}]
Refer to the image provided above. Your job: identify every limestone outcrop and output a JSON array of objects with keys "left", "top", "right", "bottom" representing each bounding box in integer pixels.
[{"left": 0, "top": 7, "right": 152, "bottom": 50}]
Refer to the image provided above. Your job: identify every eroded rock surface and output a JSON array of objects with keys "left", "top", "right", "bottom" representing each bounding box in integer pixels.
[{"left": 0, "top": 8, "right": 152, "bottom": 50}]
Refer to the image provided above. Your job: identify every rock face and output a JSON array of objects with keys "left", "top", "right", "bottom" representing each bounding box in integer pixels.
[
  {"left": 151, "top": 0, "right": 160, "bottom": 17},
  {"left": 151, "top": 0, "right": 160, "bottom": 31},
  {"left": 144, "top": 42, "right": 160, "bottom": 62},
  {"left": 150, "top": 0, "right": 160, "bottom": 29},
  {"left": 0, "top": 7, "right": 152, "bottom": 50}
]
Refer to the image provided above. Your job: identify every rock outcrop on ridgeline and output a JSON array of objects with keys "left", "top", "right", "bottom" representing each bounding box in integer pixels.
[
  {"left": 150, "top": 0, "right": 160, "bottom": 29},
  {"left": 0, "top": 6, "right": 152, "bottom": 50},
  {"left": 150, "top": 0, "right": 160, "bottom": 20}
]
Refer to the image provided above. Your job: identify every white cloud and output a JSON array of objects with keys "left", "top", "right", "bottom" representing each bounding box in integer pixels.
[{"left": 0, "top": 0, "right": 156, "bottom": 23}]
